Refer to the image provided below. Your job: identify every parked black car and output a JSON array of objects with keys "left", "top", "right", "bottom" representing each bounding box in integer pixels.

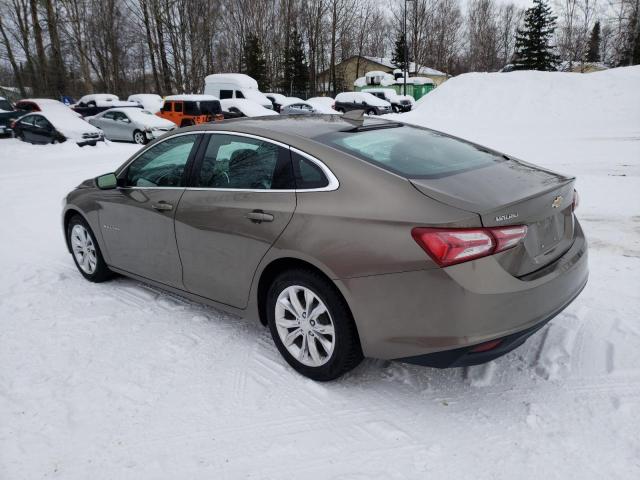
[
  {"left": 13, "top": 112, "right": 104, "bottom": 146},
  {"left": 333, "top": 91, "right": 393, "bottom": 115},
  {"left": 0, "top": 97, "right": 21, "bottom": 136}
]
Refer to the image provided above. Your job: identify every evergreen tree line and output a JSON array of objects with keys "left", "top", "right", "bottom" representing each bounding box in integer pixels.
[{"left": 0, "top": 0, "right": 638, "bottom": 100}]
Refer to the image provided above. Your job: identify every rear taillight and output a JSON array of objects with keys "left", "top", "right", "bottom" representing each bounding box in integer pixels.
[
  {"left": 332, "top": 103, "right": 336, "bottom": 110},
  {"left": 10, "top": 121, "right": 17, "bottom": 129},
  {"left": 412, "top": 226, "right": 528, "bottom": 267},
  {"left": 572, "top": 189, "right": 579, "bottom": 211}
]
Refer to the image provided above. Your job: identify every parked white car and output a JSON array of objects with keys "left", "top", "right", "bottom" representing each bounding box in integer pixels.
[
  {"left": 220, "top": 99, "right": 278, "bottom": 118},
  {"left": 88, "top": 108, "right": 176, "bottom": 144},
  {"left": 75, "top": 94, "right": 137, "bottom": 108},
  {"left": 264, "top": 92, "right": 287, "bottom": 112},
  {"left": 127, "top": 94, "right": 164, "bottom": 113},
  {"left": 204, "top": 74, "right": 273, "bottom": 109}
]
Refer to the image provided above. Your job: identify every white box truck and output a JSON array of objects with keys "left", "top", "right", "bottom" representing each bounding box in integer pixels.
[{"left": 203, "top": 74, "right": 273, "bottom": 109}]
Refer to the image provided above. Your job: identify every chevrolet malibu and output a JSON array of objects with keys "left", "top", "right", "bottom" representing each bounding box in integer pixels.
[{"left": 62, "top": 115, "right": 588, "bottom": 381}]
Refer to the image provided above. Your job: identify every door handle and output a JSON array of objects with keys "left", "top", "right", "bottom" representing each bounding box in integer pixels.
[
  {"left": 151, "top": 201, "right": 173, "bottom": 211},
  {"left": 246, "top": 210, "right": 274, "bottom": 223}
]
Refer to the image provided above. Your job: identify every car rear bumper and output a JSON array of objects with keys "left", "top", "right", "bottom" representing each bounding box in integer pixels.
[
  {"left": 399, "top": 276, "right": 587, "bottom": 367},
  {"left": 336, "top": 219, "right": 588, "bottom": 361}
]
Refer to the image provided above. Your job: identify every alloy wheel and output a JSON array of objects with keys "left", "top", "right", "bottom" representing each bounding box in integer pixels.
[
  {"left": 275, "top": 285, "right": 335, "bottom": 367},
  {"left": 70, "top": 224, "right": 97, "bottom": 274},
  {"left": 134, "top": 131, "right": 146, "bottom": 144}
]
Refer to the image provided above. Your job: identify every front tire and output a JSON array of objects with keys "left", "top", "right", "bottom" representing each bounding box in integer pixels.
[
  {"left": 67, "top": 215, "right": 114, "bottom": 283},
  {"left": 266, "top": 269, "right": 363, "bottom": 381},
  {"left": 133, "top": 129, "right": 147, "bottom": 145}
]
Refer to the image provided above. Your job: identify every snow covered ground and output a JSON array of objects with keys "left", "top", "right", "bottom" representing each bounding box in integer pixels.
[{"left": 1, "top": 67, "right": 640, "bottom": 479}]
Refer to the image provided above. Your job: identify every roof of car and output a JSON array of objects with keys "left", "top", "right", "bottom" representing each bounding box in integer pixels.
[
  {"left": 179, "top": 114, "right": 396, "bottom": 141},
  {"left": 164, "top": 94, "right": 219, "bottom": 101}
]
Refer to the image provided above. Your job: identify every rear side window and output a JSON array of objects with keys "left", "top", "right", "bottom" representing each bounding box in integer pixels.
[
  {"left": 161, "top": 102, "right": 173, "bottom": 112},
  {"left": 219, "top": 90, "right": 233, "bottom": 99},
  {"left": 316, "top": 126, "right": 504, "bottom": 179},
  {"left": 174, "top": 102, "right": 183, "bottom": 113},
  {"left": 292, "top": 152, "right": 329, "bottom": 189},
  {"left": 193, "top": 134, "right": 293, "bottom": 190}
]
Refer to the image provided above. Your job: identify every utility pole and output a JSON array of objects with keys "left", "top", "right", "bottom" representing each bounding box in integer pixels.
[{"left": 403, "top": 0, "right": 414, "bottom": 96}]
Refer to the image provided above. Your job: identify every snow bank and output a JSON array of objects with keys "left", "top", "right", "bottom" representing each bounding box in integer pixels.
[{"left": 399, "top": 66, "right": 640, "bottom": 141}]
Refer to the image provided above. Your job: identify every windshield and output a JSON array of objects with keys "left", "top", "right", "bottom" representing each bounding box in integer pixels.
[{"left": 316, "top": 125, "right": 505, "bottom": 179}]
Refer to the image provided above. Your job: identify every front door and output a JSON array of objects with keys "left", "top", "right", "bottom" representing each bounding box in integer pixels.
[
  {"left": 97, "top": 133, "right": 201, "bottom": 288},
  {"left": 175, "top": 133, "right": 296, "bottom": 308}
]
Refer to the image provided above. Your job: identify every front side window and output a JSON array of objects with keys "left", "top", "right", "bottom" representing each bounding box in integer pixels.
[
  {"left": 316, "top": 125, "right": 504, "bottom": 179},
  {"left": 124, "top": 135, "right": 198, "bottom": 187},
  {"left": 33, "top": 116, "right": 51, "bottom": 129},
  {"left": 173, "top": 102, "right": 183, "bottom": 113},
  {"left": 161, "top": 102, "right": 173, "bottom": 113},
  {"left": 19, "top": 115, "right": 36, "bottom": 126},
  {"left": 235, "top": 90, "right": 245, "bottom": 99},
  {"left": 193, "top": 134, "right": 293, "bottom": 190}
]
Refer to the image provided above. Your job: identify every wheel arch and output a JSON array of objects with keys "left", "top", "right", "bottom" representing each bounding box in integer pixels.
[
  {"left": 255, "top": 257, "right": 355, "bottom": 331},
  {"left": 62, "top": 208, "right": 88, "bottom": 253}
]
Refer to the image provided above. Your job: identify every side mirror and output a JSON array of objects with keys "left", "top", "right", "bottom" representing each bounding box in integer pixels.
[{"left": 96, "top": 173, "right": 118, "bottom": 190}]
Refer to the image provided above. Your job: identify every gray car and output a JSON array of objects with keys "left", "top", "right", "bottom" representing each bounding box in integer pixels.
[
  {"left": 88, "top": 107, "right": 176, "bottom": 144},
  {"left": 62, "top": 115, "right": 588, "bottom": 381}
]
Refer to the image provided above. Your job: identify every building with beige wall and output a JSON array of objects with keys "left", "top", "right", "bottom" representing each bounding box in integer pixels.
[{"left": 318, "top": 55, "right": 449, "bottom": 93}]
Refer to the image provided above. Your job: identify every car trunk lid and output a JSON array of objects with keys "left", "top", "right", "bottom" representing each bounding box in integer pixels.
[{"left": 410, "top": 159, "right": 576, "bottom": 277}]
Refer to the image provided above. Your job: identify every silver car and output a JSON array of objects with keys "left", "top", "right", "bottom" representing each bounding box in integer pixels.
[
  {"left": 280, "top": 102, "right": 317, "bottom": 115},
  {"left": 89, "top": 108, "right": 176, "bottom": 144}
]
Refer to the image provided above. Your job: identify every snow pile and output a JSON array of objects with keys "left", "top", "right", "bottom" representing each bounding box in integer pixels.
[
  {"left": 397, "top": 66, "right": 640, "bottom": 151},
  {"left": 39, "top": 110, "right": 102, "bottom": 141}
]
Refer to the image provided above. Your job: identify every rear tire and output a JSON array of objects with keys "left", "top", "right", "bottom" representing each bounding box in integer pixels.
[
  {"left": 67, "top": 214, "right": 114, "bottom": 283},
  {"left": 266, "top": 269, "right": 363, "bottom": 381}
]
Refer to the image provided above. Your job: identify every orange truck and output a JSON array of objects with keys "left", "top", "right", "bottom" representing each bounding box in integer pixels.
[{"left": 157, "top": 94, "right": 223, "bottom": 127}]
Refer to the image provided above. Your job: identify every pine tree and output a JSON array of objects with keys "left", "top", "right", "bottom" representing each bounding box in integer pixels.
[
  {"left": 281, "top": 27, "right": 308, "bottom": 97},
  {"left": 512, "top": 0, "right": 559, "bottom": 71},
  {"left": 391, "top": 32, "right": 409, "bottom": 71},
  {"left": 586, "top": 21, "right": 601, "bottom": 63},
  {"left": 243, "top": 34, "right": 268, "bottom": 90}
]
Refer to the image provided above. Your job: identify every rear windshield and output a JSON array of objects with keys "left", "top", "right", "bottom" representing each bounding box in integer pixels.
[
  {"left": 316, "top": 125, "right": 504, "bottom": 178},
  {"left": 184, "top": 100, "right": 222, "bottom": 116},
  {"left": 0, "top": 99, "right": 12, "bottom": 111}
]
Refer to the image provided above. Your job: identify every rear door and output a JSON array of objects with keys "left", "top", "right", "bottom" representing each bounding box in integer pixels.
[
  {"left": 175, "top": 132, "right": 296, "bottom": 308},
  {"left": 98, "top": 133, "right": 201, "bottom": 287}
]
